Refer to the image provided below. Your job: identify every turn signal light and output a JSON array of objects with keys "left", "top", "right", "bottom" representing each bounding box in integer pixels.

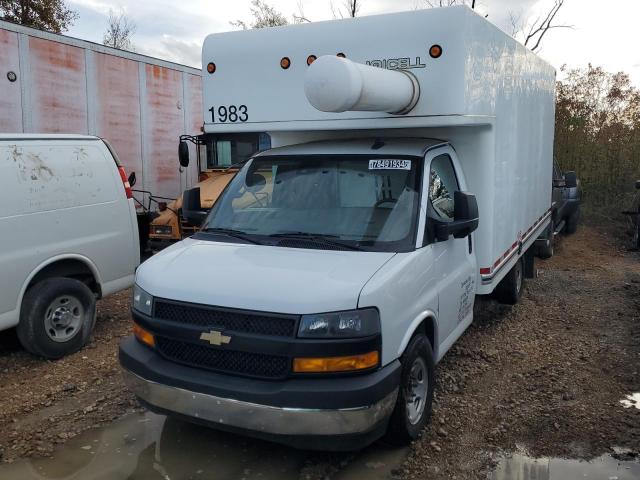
[
  {"left": 293, "top": 351, "right": 379, "bottom": 373},
  {"left": 133, "top": 323, "right": 155, "bottom": 348}
]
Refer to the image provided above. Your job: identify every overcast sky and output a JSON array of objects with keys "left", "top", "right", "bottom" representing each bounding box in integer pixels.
[{"left": 66, "top": 0, "right": 640, "bottom": 85}]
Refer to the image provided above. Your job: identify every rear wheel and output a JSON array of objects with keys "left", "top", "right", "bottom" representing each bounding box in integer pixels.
[
  {"left": 386, "top": 334, "right": 434, "bottom": 445},
  {"left": 495, "top": 257, "right": 524, "bottom": 305},
  {"left": 565, "top": 208, "right": 580, "bottom": 234},
  {"left": 17, "top": 278, "right": 96, "bottom": 359}
]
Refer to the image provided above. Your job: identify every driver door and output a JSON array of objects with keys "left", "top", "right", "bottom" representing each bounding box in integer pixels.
[{"left": 422, "top": 147, "right": 477, "bottom": 352}]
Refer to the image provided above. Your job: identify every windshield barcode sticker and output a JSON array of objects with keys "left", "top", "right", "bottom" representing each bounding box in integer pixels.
[{"left": 368, "top": 159, "right": 411, "bottom": 170}]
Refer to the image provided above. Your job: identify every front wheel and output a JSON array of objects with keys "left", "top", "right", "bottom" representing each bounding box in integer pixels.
[
  {"left": 17, "top": 278, "right": 96, "bottom": 359},
  {"left": 385, "top": 334, "right": 435, "bottom": 445}
]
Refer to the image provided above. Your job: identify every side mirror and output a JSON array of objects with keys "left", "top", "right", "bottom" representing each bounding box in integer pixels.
[
  {"left": 435, "top": 191, "right": 479, "bottom": 242},
  {"left": 181, "top": 187, "right": 208, "bottom": 227},
  {"left": 564, "top": 171, "right": 578, "bottom": 188},
  {"left": 245, "top": 173, "right": 266, "bottom": 192},
  {"left": 635, "top": 180, "right": 640, "bottom": 190},
  {"left": 178, "top": 141, "right": 190, "bottom": 168},
  {"left": 128, "top": 171, "right": 137, "bottom": 188}
]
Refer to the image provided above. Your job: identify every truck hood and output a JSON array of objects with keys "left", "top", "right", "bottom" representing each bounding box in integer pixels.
[{"left": 136, "top": 238, "right": 396, "bottom": 314}]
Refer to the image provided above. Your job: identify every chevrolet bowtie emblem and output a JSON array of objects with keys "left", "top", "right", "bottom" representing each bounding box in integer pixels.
[{"left": 200, "top": 330, "right": 231, "bottom": 346}]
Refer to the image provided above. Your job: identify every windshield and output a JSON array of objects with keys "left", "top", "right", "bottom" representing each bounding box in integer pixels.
[{"left": 203, "top": 155, "right": 422, "bottom": 252}]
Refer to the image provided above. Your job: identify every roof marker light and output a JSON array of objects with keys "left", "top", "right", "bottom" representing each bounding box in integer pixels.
[
  {"left": 307, "top": 55, "right": 317, "bottom": 66},
  {"left": 336, "top": 52, "right": 346, "bottom": 58},
  {"left": 429, "top": 45, "right": 443, "bottom": 58},
  {"left": 206, "top": 62, "right": 216, "bottom": 74},
  {"left": 280, "top": 57, "right": 291, "bottom": 69}
]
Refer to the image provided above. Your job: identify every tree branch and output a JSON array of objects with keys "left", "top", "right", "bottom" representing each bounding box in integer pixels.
[{"left": 524, "top": 0, "right": 570, "bottom": 52}]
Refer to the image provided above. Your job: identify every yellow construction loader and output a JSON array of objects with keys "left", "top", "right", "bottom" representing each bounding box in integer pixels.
[{"left": 148, "top": 133, "right": 270, "bottom": 247}]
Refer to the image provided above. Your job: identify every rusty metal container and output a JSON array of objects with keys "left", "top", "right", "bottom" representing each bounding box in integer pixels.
[{"left": 0, "top": 20, "right": 203, "bottom": 200}]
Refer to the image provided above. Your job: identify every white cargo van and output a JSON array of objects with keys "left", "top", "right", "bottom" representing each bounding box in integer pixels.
[
  {"left": 0, "top": 134, "right": 140, "bottom": 359},
  {"left": 120, "top": 6, "right": 555, "bottom": 449}
]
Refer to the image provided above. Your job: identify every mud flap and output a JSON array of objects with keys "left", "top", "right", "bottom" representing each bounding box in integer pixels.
[{"left": 523, "top": 247, "right": 536, "bottom": 279}]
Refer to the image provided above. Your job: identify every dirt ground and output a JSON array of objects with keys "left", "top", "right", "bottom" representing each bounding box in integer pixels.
[{"left": 0, "top": 224, "right": 638, "bottom": 478}]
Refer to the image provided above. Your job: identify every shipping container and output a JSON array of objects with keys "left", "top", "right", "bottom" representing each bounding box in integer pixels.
[{"left": 0, "top": 19, "right": 203, "bottom": 200}]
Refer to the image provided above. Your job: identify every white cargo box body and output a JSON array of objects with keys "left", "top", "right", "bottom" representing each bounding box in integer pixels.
[{"left": 202, "top": 6, "right": 555, "bottom": 292}]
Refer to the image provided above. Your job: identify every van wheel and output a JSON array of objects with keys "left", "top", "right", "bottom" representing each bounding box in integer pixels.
[
  {"left": 385, "top": 334, "right": 434, "bottom": 445},
  {"left": 17, "top": 278, "right": 96, "bottom": 359},
  {"left": 495, "top": 257, "right": 524, "bottom": 305}
]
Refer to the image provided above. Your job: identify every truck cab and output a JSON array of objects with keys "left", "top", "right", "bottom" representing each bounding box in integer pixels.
[
  {"left": 121, "top": 137, "right": 479, "bottom": 449},
  {"left": 551, "top": 161, "right": 581, "bottom": 234},
  {"left": 120, "top": 6, "right": 556, "bottom": 449}
]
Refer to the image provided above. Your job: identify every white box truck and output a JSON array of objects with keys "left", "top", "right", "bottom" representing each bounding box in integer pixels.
[{"left": 120, "top": 6, "right": 555, "bottom": 449}]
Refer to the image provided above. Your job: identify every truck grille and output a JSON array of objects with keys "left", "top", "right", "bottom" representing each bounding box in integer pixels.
[
  {"left": 154, "top": 300, "right": 296, "bottom": 338},
  {"left": 155, "top": 336, "right": 290, "bottom": 379}
]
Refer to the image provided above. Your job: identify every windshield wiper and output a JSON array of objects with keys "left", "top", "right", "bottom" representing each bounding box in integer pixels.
[
  {"left": 202, "top": 227, "right": 263, "bottom": 245},
  {"left": 269, "top": 232, "right": 363, "bottom": 251}
]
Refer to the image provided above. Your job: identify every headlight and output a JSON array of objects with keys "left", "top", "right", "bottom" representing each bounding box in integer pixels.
[
  {"left": 298, "top": 309, "right": 380, "bottom": 339},
  {"left": 132, "top": 284, "right": 153, "bottom": 316}
]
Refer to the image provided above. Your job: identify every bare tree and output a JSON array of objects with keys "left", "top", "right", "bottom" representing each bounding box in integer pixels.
[
  {"left": 422, "top": 0, "right": 570, "bottom": 51},
  {"left": 293, "top": 0, "right": 311, "bottom": 24},
  {"left": 521, "top": 0, "right": 571, "bottom": 52},
  {"left": 231, "top": 0, "right": 288, "bottom": 29},
  {"left": 103, "top": 8, "right": 136, "bottom": 50},
  {"left": 423, "top": 0, "right": 475, "bottom": 7},
  {"left": 0, "top": 0, "right": 78, "bottom": 33},
  {"left": 345, "top": 0, "right": 361, "bottom": 17},
  {"left": 331, "top": 0, "right": 363, "bottom": 19}
]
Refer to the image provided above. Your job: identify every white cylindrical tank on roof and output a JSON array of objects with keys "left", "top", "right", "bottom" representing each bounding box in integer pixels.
[{"left": 304, "top": 55, "right": 420, "bottom": 115}]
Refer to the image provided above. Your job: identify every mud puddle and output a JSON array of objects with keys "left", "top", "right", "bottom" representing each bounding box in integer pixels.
[
  {"left": 620, "top": 392, "right": 640, "bottom": 410},
  {"left": 0, "top": 412, "right": 408, "bottom": 479},
  {"left": 490, "top": 451, "right": 640, "bottom": 480}
]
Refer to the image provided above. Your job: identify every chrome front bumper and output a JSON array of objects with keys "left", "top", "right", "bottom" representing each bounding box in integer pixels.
[{"left": 123, "top": 370, "right": 398, "bottom": 436}]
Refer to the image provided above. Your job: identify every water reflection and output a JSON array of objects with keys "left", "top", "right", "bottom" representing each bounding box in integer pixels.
[
  {"left": 620, "top": 392, "right": 640, "bottom": 410},
  {"left": 491, "top": 452, "right": 640, "bottom": 480},
  {"left": 0, "top": 412, "right": 407, "bottom": 480}
]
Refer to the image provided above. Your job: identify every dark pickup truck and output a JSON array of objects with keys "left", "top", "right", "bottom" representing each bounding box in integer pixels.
[
  {"left": 537, "top": 162, "right": 581, "bottom": 259},
  {"left": 622, "top": 180, "right": 640, "bottom": 250}
]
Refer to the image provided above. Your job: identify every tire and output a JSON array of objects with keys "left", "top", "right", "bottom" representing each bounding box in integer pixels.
[
  {"left": 565, "top": 208, "right": 580, "bottom": 234},
  {"left": 495, "top": 257, "right": 524, "bottom": 305},
  {"left": 17, "top": 278, "right": 96, "bottom": 360},
  {"left": 386, "top": 334, "right": 435, "bottom": 445}
]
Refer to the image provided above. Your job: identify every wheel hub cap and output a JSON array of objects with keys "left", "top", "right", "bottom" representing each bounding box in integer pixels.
[
  {"left": 45, "top": 296, "right": 84, "bottom": 343},
  {"left": 406, "top": 357, "right": 428, "bottom": 425}
]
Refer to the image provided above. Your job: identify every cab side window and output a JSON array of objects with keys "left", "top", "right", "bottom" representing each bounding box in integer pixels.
[{"left": 429, "top": 154, "right": 460, "bottom": 222}]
